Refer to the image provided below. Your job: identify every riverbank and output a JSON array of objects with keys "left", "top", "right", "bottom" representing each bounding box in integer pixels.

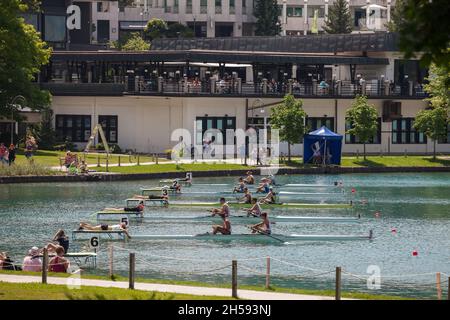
[
  {"left": 0, "top": 271, "right": 407, "bottom": 300},
  {"left": 2, "top": 163, "right": 450, "bottom": 184}
]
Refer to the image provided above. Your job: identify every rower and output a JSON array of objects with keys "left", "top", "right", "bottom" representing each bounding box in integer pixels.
[
  {"left": 250, "top": 212, "right": 271, "bottom": 235},
  {"left": 177, "top": 172, "right": 192, "bottom": 184},
  {"left": 243, "top": 171, "right": 255, "bottom": 185},
  {"left": 104, "top": 201, "right": 145, "bottom": 213},
  {"left": 168, "top": 180, "right": 182, "bottom": 193},
  {"left": 238, "top": 187, "right": 252, "bottom": 204},
  {"left": 260, "top": 188, "right": 277, "bottom": 204},
  {"left": 268, "top": 174, "right": 277, "bottom": 186},
  {"left": 256, "top": 179, "right": 270, "bottom": 193},
  {"left": 134, "top": 189, "right": 169, "bottom": 201},
  {"left": 210, "top": 197, "right": 230, "bottom": 218},
  {"left": 233, "top": 177, "right": 246, "bottom": 193},
  {"left": 245, "top": 197, "right": 262, "bottom": 217},
  {"left": 78, "top": 221, "right": 131, "bottom": 239}
]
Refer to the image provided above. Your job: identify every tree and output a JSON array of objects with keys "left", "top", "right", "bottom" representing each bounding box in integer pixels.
[
  {"left": 165, "top": 23, "right": 194, "bottom": 38},
  {"left": 121, "top": 33, "right": 150, "bottom": 51},
  {"left": 254, "top": 0, "right": 281, "bottom": 36},
  {"left": 29, "top": 107, "right": 56, "bottom": 149},
  {"left": 323, "top": 0, "right": 353, "bottom": 34},
  {"left": 388, "top": 0, "right": 450, "bottom": 76},
  {"left": 269, "top": 94, "right": 307, "bottom": 162},
  {"left": 0, "top": 0, "right": 52, "bottom": 119},
  {"left": 345, "top": 96, "right": 378, "bottom": 160},
  {"left": 423, "top": 64, "right": 450, "bottom": 110},
  {"left": 414, "top": 106, "right": 448, "bottom": 159},
  {"left": 144, "top": 18, "right": 168, "bottom": 40}
]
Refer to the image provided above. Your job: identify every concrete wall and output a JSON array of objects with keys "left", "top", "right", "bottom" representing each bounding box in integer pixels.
[{"left": 50, "top": 95, "right": 449, "bottom": 155}]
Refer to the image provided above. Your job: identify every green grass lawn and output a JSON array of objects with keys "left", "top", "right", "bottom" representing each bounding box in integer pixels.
[
  {"left": 13, "top": 149, "right": 167, "bottom": 167},
  {"left": 284, "top": 156, "right": 450, "bottom": 168},
  {"left": 96, "top": 162, "right": 256, "bottom": 174},
  {"left": 0, "top": 270, "right": 410, "bottom": 300},
  {"left": 0, "top": 281, "right": 232, "bottom": 300}
]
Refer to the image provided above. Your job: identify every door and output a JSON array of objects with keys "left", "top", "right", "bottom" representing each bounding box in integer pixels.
[{"left": 97, "top": 20, "right": 110, "bottom": 43}]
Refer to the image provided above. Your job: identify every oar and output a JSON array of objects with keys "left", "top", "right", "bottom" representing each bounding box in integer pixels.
[{"left": 246, "top": 225, "right": 287, "bottom": 244}]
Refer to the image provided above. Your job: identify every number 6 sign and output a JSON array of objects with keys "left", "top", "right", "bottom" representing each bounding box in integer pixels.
[{"left": 89, "top": 236, "right": 99, "bottom": 249}]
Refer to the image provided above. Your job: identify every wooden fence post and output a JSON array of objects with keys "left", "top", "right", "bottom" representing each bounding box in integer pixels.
[
  {"left": 436, "top": 272, "right": 442, "bottom": 300},
  {"left": 231, "top": 260, "right": 238, "bottom": 298},
  {"left": 106, "top": 157, "right": 109, "bottom": 172},
  {"left": 137, "top": 155, "right": 140, "bottom": 166},
  {"left": 42, "top": 248, "right": 48, "bottom": 284},
  {"left": 109, "top": 245, "right": 114, "bottom": 278},
  {"left": 118, "top": 156, "right": 121, "bottom": 167},
  {"left": 155, "top": 154, "right": 158, "bottom": 165},
  {"left": 129, "top": 252, "right": 135, "bottom": 289},
  {"left": 448, "top": 277, "right": 450, "bottom": 300},
  {"left": 97, "top": 155, "right": 100, "bottom": 167},
  {"left": 335, "top": 266, "right": 341, "bottom": 300},
  {"left": 265, "top": 256, "right": 270, "bottom": 289}
]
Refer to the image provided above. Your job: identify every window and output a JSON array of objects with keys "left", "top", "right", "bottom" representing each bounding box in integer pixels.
[
  {"left": 230, "top": 0, "right": 235, "bottom": 14},
  {"left": 186, "top": 0, "right": 192, "bottom": 13},
  {"left": 392, "top": 118, "right": 426, "bottom": 144},
  {"left": 97, "top": 2, "right": 103, "bottom": 12},
  {"left": 173, "top": 0, "right": 179, "bottom": 13},
  {"left": 345, "top": 118, "right": 382, "bottom": 144},
  {"left": 307, "top": 117, "right": 335, "bottom": 132},
  {"left": 308, "top": 6, "right": 325, "bottom": 18},
  {"left": 195, "top": 117, "right": 236, "bottom": 145},
  {"left": 99, "top": 116, "right": 118, "bottom": 143},
  {"left": 242, "top": 0, "right": 246, "bottom": 14},
  {"left": 438, "top": 123, "right": 450, "bottom": 144},
  {"left": 287, "top": 7, "right": 302, "bottom": 17},
  {"left": 215, "top": 0, "right": 222, "bottom": 14},
  {"left": 55, "top": 115, "right": 91, "bottom": 142},
  {"left": 44, "top": 15, "right": 66, "bottom": 42},
  {"left": 201, "top": 0, "right": 207, "bottom": 13}
]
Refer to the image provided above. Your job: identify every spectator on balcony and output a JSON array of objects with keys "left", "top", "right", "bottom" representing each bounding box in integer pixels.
[{"left": 319, "top": 80, "right": 329, "bottom": 95}]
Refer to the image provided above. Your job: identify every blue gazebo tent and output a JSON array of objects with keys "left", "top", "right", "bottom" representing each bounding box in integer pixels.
[{"left": 303, "top": 126, "right": 343, "bottom": 165}]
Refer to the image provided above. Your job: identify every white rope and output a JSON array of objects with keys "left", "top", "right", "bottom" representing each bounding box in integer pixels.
[{"left": 270, "top": 257, "right": 333, "bottom": 273}]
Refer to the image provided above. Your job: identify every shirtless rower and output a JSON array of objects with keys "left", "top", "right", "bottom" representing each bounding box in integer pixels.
[
  {"left": 245, "top": 197, "right": 262, "bottom": 217},
  {"left": 210, "top": 197, "right": 230, "bottom": 218},
  {"left": 249, "top": 212, "right": 271, "bottom": 235},
  {"left": 170, "top": 180, "right": 182, "bottom": 193},
  {"left": 256, "top": 179, "right": 270, "bottom": 193},
  {"left": 260, "top": 188, "right": 277, "bottom": 204},
  {"left": 233, "top": 177, "right": 246, "bottom": 193},
  {"left": 243, "top": 171, "right": 255, "bottom": 185},
  {"left": 104, "top": 201, "right": 145, "bottom": 212},
  {"left": 78, "top": 221, "right": 131, "bottom": 239},
  {"left": 237, "top": 187, "right": 252, "bottom": 204}
]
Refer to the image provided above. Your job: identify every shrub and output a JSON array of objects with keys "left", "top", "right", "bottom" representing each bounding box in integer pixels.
[{"left": 0, "top": 163, "right": 58, "bottom": 176}]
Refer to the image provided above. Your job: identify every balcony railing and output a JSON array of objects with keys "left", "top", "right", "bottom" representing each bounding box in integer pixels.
[{"left": 41, "top": 78, "right": 427, "bottom": 99}]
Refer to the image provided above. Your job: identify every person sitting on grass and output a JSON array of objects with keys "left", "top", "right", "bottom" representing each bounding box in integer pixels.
[
  {"left": 78, "top": 160, "right": 88, "bottom": 174},
  {"left": 48, "top": 246, "right": 70, "bottom": 273},
  {"left": 43, "top": 229, "right": 70, "bottom": 254},
  {"left": 78, "top": 222, "right": 131, "bottom": 239},
  {"left": 22, "top": 247, "right": 42, "bottom": 272},
  {"left": 1, "top": 251, "right": 20, "bottom": 271}
]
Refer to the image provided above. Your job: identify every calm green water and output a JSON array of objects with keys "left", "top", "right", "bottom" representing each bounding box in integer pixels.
[{"left": 1, "top": 173, "right": 449, "bottom": 298}]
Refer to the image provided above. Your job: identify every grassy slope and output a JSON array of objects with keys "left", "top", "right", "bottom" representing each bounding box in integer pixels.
[
  {"left": 0, "top": 270, "right": 410, "bottom": 300},
  {"left": 0, "top": 281, "right": 232, "bottom": 300}
]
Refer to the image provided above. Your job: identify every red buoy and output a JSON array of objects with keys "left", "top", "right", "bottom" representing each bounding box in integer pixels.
[
  {"left": 391, "top": 228, "right": 397, "bottom": 233},
  {"left": 412, "top": 250, "right": 418, "bottom": 256},
  {"left": 375, "top": 211, "right": 381, "bottom": 218},
  {"left": 351, "top": 188, "right": 356, "bottom": 193}
]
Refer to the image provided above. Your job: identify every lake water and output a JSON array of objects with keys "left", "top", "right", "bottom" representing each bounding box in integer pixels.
[{"left": 1, "top": 172, "right": 449, "bottom": 298}]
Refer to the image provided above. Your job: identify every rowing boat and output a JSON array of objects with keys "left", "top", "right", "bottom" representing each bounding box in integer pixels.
[
  {"left": 141, "top": 187, "right": 179, "bottom": 194},
  {"left": 131, "top": 231, "right": 373, "bottom": 242},
  {"left": 168, "top": 201, "right": 352, "bottom": 209},
  {"left": 158, "top": 179, "right": 192, "bottom": 187},
  {"left": 96, "top": 212, "right": 360, "bottom": 223}
]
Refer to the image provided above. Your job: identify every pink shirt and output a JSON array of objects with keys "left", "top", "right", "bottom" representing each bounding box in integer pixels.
[{"left": 22, "top": 256, "right": 42, "bottom": 272}]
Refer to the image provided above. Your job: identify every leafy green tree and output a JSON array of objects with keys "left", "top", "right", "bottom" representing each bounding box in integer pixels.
[
  {"left": 423, "top": 64, "right": 450, "bottom": 110},
  {"left": 269, "top": 94, "right": 307, "bottom": 162},
  {"left": 144, "top": 18, "right": 168, "bottom": 40},
  {"left": 323, "top": 0, "right": 353, "bottom": 34},
  {"left": 165, "top": 23, "right": 194, "bottom": 38},
  {"left": 254, "top": 0, "right": 281, "bottom": 36},
  {"left": 0, "top": 0, "right": 52, "bottom": 118},
  {"left": 121, "top": 33, "right": 150, "bottom": 51},
  {"left": 389, "top": 0, "right": 450, "bottom": 76},
  {"left": 414, "top": 107, "right": 448, "bottom": 159},
  {"left": 29, "top": 107, "right": 56, "bottom": 149},
  {"left": 345, "top": 96, "right": 378, "bottom": 160}
]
